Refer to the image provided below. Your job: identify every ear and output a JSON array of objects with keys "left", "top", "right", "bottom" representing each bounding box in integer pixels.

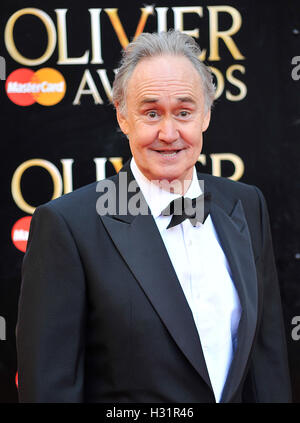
[
  {"left": 202, "top": 108, "right": 211, "bottom": 132},
  {"left": 115, "top": 103, "right": 129, "bottom": 135}
]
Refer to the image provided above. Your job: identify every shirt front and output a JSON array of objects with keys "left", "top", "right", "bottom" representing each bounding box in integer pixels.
[{"left": 130, "top": 158, "right": 242, "bottom": 402}]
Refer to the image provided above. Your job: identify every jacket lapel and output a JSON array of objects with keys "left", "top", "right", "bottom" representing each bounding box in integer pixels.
[
  {"left": 204, "top": 176, "right": 258, "bottom": 402},
  {"left": 99, "top": 164, "right": 212, "bottom": 391}
]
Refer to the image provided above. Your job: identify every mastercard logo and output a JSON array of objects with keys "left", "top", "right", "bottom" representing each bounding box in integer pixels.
[
  {"left": 6, "top": 68, "right": 66, "bottom": 106},
  {"left": 11, "top": 216, "right": 32, "bottom": 253}
]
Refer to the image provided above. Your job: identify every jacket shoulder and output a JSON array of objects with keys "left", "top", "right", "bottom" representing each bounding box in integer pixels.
[
  {"left": 35, "top": 174, "right": 119, "bottom": 221},
  {"left": 197, "top": 172, "right": 258, "bottom": 196},
  {"left": 197, "top": 172, "right": 267, "bottom": 224}
]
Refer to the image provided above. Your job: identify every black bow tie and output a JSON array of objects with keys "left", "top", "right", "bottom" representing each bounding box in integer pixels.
[{"left": 161, "top": 192, "right": 211, "bottom": 229}]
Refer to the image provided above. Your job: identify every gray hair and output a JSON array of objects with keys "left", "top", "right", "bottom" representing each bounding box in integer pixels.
[{"left": 112, "top": 30, "right": 215, "bottom": 114}]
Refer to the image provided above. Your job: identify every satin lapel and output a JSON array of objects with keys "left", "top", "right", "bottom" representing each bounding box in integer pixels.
[
  {"left": 99, "top": 166, "right": 212, "bottom": 390},
  {"left": 208, "top": 197, "right": 258, "bottom": 403}
]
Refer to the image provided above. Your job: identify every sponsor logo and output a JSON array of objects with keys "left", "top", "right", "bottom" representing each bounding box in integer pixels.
[
  {"left": 6, "top": 67, "right": 66, "bottom": 106},
  {"left": 11, "top": 216, "right": 31, "bottom": 252}
]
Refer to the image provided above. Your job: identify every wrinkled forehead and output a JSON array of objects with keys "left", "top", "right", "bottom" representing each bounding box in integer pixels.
[{"left": 126, "top": 55, "right": 204, "bottom": 102}]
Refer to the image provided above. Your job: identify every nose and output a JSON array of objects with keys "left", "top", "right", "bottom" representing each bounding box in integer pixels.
[{"left": 158, "top": 116, "right": 179, "bottom": 143}]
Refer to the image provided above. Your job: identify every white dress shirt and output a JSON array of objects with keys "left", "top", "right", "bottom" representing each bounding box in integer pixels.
[{"left": 130, "top": 158, "right": 242, "bottom": 402}]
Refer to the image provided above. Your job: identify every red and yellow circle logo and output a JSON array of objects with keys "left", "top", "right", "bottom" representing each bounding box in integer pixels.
[
  {"left": 11, "top": 216, "right": 32, "bottom": 253},
  {"left": 6, "top": 68, "right": 66, "bottom": 106}
]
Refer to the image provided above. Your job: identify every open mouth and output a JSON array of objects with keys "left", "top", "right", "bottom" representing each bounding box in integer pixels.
[{"left": 155, "top": 150, "right": 181, "bottom": 157}]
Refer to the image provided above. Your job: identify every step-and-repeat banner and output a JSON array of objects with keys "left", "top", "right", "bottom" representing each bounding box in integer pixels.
[{"left": 0, "top": 0, "right": 299, "bottom": 402}]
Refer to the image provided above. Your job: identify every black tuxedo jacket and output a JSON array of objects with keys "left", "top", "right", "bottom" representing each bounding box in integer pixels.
[{"left": 16, "top": 161, "right": 291, "bottom": 402}]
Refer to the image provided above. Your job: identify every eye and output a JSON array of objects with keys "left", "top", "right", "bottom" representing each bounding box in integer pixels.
[
  {"left": 147, "top": 111, "right": 159, "bottom": 119},
  {"left": 178, "top": 110, "right": 191, "bottom": 118}
]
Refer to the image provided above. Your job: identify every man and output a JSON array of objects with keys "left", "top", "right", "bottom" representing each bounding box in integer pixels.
[{"left": 16, "top": 30, "right": 291, "bottom": 402}]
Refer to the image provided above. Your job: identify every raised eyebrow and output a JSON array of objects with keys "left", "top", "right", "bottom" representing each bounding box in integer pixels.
[
  {"left": 139, "top": 98, "right": 159, "bottom": 106},
  {"left": 138, "top": 97, "right": 196, "bottom": 107},
  {"left": 176, "top": 97, "right": 196, "bottom": 105}
]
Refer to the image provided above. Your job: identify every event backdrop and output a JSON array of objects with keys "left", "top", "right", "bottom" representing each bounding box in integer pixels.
[{"left": 0, "top": 0, "right": 299, "bottom": 402}]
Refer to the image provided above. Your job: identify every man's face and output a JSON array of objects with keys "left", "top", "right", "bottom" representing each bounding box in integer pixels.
[{"left": 116, "top": 55, "right": 211, "bottom": 185}]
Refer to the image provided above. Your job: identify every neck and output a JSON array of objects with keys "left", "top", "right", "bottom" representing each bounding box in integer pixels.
[{"left": 153, "top": 178, "right": 193, "bottom": 195}]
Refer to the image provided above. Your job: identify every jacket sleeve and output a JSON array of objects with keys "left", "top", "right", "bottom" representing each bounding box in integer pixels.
[
  {"left": 16, "top": 203, "right": 86, "bottom": 402},
  {"left": 245, "top": 187, "right": 292, "bottom": 402}
]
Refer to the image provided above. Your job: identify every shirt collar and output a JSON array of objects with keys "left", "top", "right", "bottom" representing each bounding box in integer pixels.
[{"left": 130, "top": 157, "right": 203, "bottom": 218}]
